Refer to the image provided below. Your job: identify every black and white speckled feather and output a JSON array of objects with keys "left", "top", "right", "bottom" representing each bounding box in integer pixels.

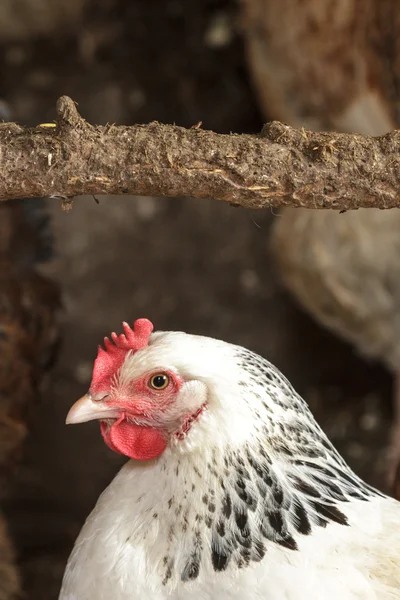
[{"left": 157, "top": 347, "right": 380, "bottom": 585}]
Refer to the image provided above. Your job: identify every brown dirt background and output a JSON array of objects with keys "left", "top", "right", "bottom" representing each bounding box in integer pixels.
[{"left": 0, "top": 1, "right": 394, "bottom": 597}]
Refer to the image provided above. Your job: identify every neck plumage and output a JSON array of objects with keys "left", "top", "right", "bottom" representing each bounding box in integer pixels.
[{"left": 101, "top": 417, "right": 378, "bottom": 591}]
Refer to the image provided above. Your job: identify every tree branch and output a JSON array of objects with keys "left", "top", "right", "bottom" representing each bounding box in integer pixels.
[{"left": 2, "top": 95, "right": 400, "bottom": 209}]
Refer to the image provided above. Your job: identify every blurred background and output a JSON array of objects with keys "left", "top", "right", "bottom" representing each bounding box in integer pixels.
[{"left": 0, "top": 0, "right": 397, "bottom": 598}]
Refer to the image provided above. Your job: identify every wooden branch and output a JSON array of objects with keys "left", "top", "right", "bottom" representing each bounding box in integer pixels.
[{"left": 2, "top": 95, "right": 400, "bottom": 209}]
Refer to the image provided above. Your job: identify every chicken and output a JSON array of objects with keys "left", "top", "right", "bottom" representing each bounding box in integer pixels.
[
  {"left": 270, "top": 208, "right": 400, "bottom": 479},
  {"left": 60, "top": 319, "right": 400, "bottom": 600},
  {"left": 0, "top": 516, "right": 19, "bottom": 600},
  {"left": 241, "top": 0, "right": 400, "bottom": 491},
  {"left": 0, "top": 197, "right": 60, "bottom": 600},
  {"left": 0, "top": 198, "right": 60, "bottom": 482},
  {"left": 241, "top": 0, "right": 398, "bottom": 133}
]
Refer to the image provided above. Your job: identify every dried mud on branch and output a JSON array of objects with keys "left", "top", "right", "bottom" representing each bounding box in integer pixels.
[{"left": 1, "top": 96, "right": 400, "bottom": 210}]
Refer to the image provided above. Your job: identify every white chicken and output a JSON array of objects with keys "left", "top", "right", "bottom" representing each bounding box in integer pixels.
[{"left": 60, "top": 319, "right": 400, "bottom": 600}]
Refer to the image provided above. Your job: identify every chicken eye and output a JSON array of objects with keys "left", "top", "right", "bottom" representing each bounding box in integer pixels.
[{"left": 149, "top": 374, "right": 170, "bottom": 390}]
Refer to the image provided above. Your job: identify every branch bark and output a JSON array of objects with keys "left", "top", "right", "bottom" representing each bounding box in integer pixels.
[{"left": 2, "top": 95, "right": 400, "bottom": 209}]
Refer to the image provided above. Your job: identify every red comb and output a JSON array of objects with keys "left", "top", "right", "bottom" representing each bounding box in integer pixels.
[{"left": 90, "top": 318, "right": 154, "bottom": 394}]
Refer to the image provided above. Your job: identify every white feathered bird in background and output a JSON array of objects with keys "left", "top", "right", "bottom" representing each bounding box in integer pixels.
[
  {"left": 241, "top": 0, "right": 400, "bottom": 492},
  {"left": 60, "top": 319, "right": 400, "bottom": 600}
]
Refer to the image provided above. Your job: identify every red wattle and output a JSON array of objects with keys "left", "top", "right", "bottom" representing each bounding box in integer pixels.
[{"left": 100, "top": 414, "right": 167, "bottom": 460}]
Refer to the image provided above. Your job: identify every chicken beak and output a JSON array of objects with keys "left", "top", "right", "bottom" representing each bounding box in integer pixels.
[{"left": 66, "top": 394, "right": 120, "bottom": 425}]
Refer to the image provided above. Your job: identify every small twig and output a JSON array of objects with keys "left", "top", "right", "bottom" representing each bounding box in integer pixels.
[{"left": 1, "top": 95, "right": 400, "bottom": 209}]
